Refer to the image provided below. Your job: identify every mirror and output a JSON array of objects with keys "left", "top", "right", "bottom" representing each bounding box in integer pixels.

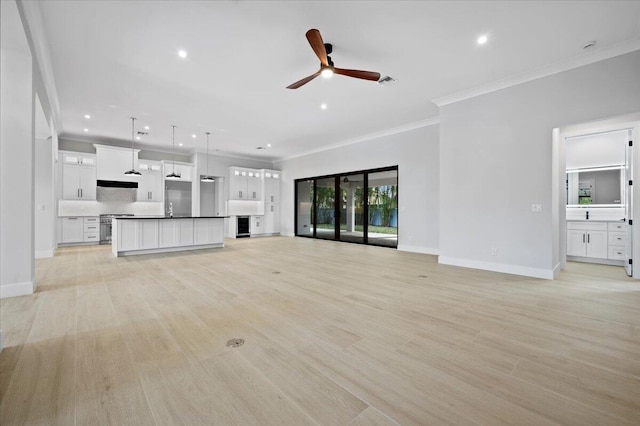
[{"left": 566, "top": 167, "right": 624, "bottom": 206}]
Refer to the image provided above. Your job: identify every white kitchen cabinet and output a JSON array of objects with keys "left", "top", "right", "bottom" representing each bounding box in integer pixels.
[
  {"left": 566, "top": 222, "right": 608, "bottom": 259},
  {"left": 229, "top": 167, "right": 262, "bottom": 200},
  {"left": 251, "top": 215, "right": 263, "bottom": 235},
  {"left": 263, "top": 203, "right": 280, "bottom": 235},
  {"left": 61, "top": 217, "right": 83, "bottom": 243},
  {"left": 163, "top": 162, "right": 193, "bottom": 182},
  {"left": 159, "top": 219, "right": 194, "bottom": 248},
  {"left": 95, "top": 145, "right": 140, "bottom": 182},
  {"left": 61, "top": 152, "right": 97, "bottom": 200},
  {"left": 137, "top": 161, "right": 163, "bottom": 202},
  {"left": 118, "top": 219, "right": 159, "bottom": 251},
  {"left": 61, "top": 216, "right": 99, "bottom": 244},
  {"left": 194, "top": 218, "right": 224, "bottom": 245},
  {"left": 262, "top": 169, "right": 281, "bottom": 203}
]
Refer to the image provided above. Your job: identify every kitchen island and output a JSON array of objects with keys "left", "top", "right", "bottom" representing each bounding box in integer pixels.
[{"left": 112, "top": 216, "right": 227, "bottom": 257}]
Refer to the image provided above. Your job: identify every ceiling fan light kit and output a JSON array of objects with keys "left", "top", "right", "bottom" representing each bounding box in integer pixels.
[{"left": 286, "top": 29, "right": 381, "bottom": 89}]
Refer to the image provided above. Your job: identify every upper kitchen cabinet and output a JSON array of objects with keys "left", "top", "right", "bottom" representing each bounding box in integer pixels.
[
  {"left": 229, "top": 167, "right": 262, "bottom": 200},
  {"left": 162, "top": 161, "right": 193, "bottom": 182},
  {"left": 60, "top": 150, "right": 96, "bottom": 200},
  {"left": 137, "top": 160, "right": 163, "bottom": 202},
  {"left": 262, "top": 169, "right": 281, "bottom": 204},
  {"left": 94, "top": 144, "right": 140, "bottom": 183}
]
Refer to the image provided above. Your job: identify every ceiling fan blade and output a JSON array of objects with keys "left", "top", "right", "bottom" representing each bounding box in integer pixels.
[
  {"left": 306, "top": 29, "right": 328, "bottom": 67},
  {"left": 286, "top": 70, "right": 321, "bottom": 89},
  {"left": 334, "top": 68, "right": 381, "bottom": 82}
]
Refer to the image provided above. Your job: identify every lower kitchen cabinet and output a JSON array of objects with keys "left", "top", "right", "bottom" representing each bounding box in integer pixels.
[
  {"left": 117, "top": 219, "right": 159, "bottom": 251},
  {"left": 194, "top": 218, "right": 224, "bottom": 245},
  {"left": 61, "top": 216, "right": 99, "bottom": 244},
  {"left": 264, "top": 203, "right": 280, "bottom": 235},
  {"left": 159, "top": 219, "right": 194, "bottom": 248},
  {"left": 251, "top": 215, "right": 263, "bottom": 236}
]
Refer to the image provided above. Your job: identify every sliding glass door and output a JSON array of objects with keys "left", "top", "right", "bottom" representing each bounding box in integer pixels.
[{"left": 295, "top": 166, "right": 398, "bottom": 248}]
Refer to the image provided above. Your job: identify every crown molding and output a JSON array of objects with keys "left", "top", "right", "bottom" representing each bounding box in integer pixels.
[
  {"left": 433, "top": 38, "right": 640, "bottom": 107},
  {"left": 17, "top": 0, "right": 62, "bottom": 130},
  {"left": 277, "top": 116, "right": 440, "bottom": 162}
]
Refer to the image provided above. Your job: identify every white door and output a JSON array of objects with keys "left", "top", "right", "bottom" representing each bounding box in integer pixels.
[
  {"left": 625, "top": 129, "right": 633, "bottom": 276},
  {"left": 567, "top": 230, "right": 586, "bottom": 256},
  {"left": 586, "top": 230, "right": 607, "bottom": 258}
]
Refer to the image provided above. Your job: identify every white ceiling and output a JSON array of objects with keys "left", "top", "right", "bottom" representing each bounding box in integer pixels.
[{"left": 37, "top": 0, "right": 640, "bottom": 160}]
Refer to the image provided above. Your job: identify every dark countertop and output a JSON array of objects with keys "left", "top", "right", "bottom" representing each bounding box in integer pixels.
[{"left": 113, "top": 216, "right": 228, "bottom": 220}]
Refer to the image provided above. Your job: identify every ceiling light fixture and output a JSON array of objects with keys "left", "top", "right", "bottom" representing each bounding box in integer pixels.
[
  {"left": 267, "top": 144, "right": 272, "bottom": 147},
  {"left": 201, "top": 132, "right": 215, "bottom": 183},
  {"left": 136, "top": 136, "right": 141, "bottom": 140},
  {"left": 321, "top": 67, "right": 334, "bottom": 79},
  {"left": 166, "top": 125, "right": 181, "bottom": 180},
  {"left": 83, "top": 128, "right": 89, "bottom": 132},
  {"left": 144, "top": 125, "right": 149, "bottom": 130},
  {"left": 124, "top": 117, "right": 142, "bottom": 176},
  {"left": 477, "top": 35, "right": 488, "bottom": 45},
  {"left": 177, "top": 49, "right": 188, "bottom": 59},
  {"left": 320, "top": 103, "right": 327, "bottom": 110},
  {"left": 192, "top": 134, "right": 197, "bottom": 138},
  {"left": 84, "top": 114, "right": 91, "bottom": 119},
  {"left": 179, "top": 143, "right": 183, "bottom": 146}
]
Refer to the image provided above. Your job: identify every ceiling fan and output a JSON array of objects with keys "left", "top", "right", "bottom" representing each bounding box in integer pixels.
[{"left": 286, "top": 29, "right": 381, "bottom": 89}]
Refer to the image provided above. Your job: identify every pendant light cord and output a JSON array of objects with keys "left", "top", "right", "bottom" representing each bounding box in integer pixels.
[
  {"left": 130, "top": 117, "right": 136, "bottom": 169},
  {"left": 205, "top": 132, "right": 211, "bottom": 176},
  {"left": 171, "top": 125, "right": 176, "bottom": 173}
]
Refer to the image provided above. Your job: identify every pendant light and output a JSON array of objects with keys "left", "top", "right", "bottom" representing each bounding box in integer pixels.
[
  {"left": 201, "top": 132, "right": 215, "bottom": 183},
  {"left": 124, "top": 117, "right": 141, "bottom": 176},
  {"left": 166, "top": 125, "right": 181, "bottom": 180}
]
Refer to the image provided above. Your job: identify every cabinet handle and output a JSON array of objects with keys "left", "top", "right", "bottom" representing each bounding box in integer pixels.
[
  {"left": 587, "top": 234, "right": 590, "bottom": 243},
  {"left": 77, "top": 188, "right": 80, "bottom": 198},
  {"left": 271, "top": 195, "right": 274, "bottom": 202},
  {"left": 239, "top": 191, "right": 243, "bottom": 198},
  {"left": 81, "top": 188, "right": 83, "bottom": 198},
  {"left": 68, "top": 217, "right": 78, "bottom": 220},
  {"left": 583, "top": 234, "right": 585, "bottom": 243},
  {"left": 253, "top": 192, "right": 256, "bottom": 199},
  {"left": 271, "top": 205, "right": 274, "bottom": 212}
]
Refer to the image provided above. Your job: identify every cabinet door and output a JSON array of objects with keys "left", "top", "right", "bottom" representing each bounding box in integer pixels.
[
  {"left": 149, "top": 172, "right": 163, "bottom": 201},
  {"left": 61, "top": 217, "right": 83, "bottom": 243},
  {"left": 159, "top": 220, "right": 178, "bottom": 248},
  {"left": 118, "top": 220, "right": 139, "bottom": 251},
  {"left": 247, "top": 174, "right": 261, "bottom": 200},
  {"left": 62, "top": 164, "right": 80, "bottom": 199},
  {"left": 271, "top": 203, "right": 280, "bottom": 234},
  {"left": 194, "top": 219, "right": 223, "bottom": 245},
  {"left": 586, "top": 230, "right": 607, "bottom": 259},
  {"left": 264, "top": 205, "right": 274, "bottom": 234},
  {"left": 79, "top": 166, "right": 96, "bottom": 200},
  {"left": 566, "top": 230, "right": 586, "bottom": 256},
  {"left": 137, "top": 173, "right": 151, "bottom": 201},
  {"left": 251, "top": 215, "right": 263, "bottom": 235},
  {"left": 139, "top": 220, "right": 159, "bottom": 249},
  {"left": 229, "top": 173, "right": 248, "bottom": 199},
  {"left": 178, "top": 220, "right": 194, "bottom": 245}
]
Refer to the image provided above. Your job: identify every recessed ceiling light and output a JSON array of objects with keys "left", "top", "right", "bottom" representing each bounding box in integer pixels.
[
  {"left": 177, "top": 49, "right": 188, "bottom": 59},
  {"left": 84, "top": 114, "right": 91, "bottom": 119},
  {"left": 477, "top": 35, "right": 488, "bottom": 45},
  {"left": 191, "top": 134, "right": 196, "bottom": 138},
  {"left": 321, "top": 103, "right": 327, "bottom": 110},
  {"left": 267, "top": 144, "right": 272, "bottom": 147},
  {"left": 83, "top": 128, "right": 89, "bottom": 132},
  {"left": 179, "top": 143, "right": 183, "bottom": 146},
  {"left": 144, "top": 125, "right": 149, "bottom": 130},
  {"left": 136, "top": 136, "right": 141, "bottom": 140}
]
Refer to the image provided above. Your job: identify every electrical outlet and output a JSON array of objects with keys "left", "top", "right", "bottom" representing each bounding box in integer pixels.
[
  {"left": 491, "top": 248, "right": 497, "bottom": 256},
  {"left": 531, "top": 204, "right": 542, "bottom": 212}
]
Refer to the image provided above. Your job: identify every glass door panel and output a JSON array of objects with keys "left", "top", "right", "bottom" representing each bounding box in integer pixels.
[
  {"left": 339, "top": 174, "right": 365, "bottom": 244},
  {"left": 367, "top": 170, "right": 398, "bottom": 247},
  {"left": 296, "top": 180, "right": 314, "bottom": 237},
  {"left": 316, "top": 177, "right": 336, "bottom": 240}
]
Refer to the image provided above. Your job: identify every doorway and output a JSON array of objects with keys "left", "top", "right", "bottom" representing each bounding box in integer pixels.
[{"left": 294, "top": 166, "right": 398, "bottom": 248}]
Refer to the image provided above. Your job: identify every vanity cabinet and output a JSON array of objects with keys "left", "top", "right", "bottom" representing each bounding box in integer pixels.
[{"left": 566, "top": 222, "right": 608, "bottom": 258}]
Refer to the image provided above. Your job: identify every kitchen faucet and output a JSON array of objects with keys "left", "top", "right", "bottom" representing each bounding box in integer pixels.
[{"left": 168, "top": 202, "right": 173, "bottom": 218}]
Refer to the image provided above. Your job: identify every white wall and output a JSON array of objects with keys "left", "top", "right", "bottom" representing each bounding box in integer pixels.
[
  {"left": 275, "top": 124, "right": 440, "bottom": 254},
  {"left": 439, "top": 50, "right": 640, "bottom": 279},
  {"left": 1, "top": 0, "right": 35, "bottom": 298},
  {"left": 35, "top": 137, "right": 55, "bottom": 257}
]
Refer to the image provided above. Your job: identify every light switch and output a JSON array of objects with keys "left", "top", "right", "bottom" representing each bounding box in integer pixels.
[{"left": 531, "top": 204, "right": 542, "bottom": 212}]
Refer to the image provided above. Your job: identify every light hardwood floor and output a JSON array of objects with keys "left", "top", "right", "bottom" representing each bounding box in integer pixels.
[{"left": 1, "top": 236, "right": 640, "bottom": 425}]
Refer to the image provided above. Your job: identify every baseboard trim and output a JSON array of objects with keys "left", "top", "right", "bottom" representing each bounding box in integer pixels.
[
  {"left": 397, "top": 244, "right": 439, "bottom": 255},
  {"left": 0, "top": 281, "right": 35, "bottom": 299},
  {"left": 35, "top": 248, "right": 55, "bottom": 259},
  {"left": 552, "top": 262, "right": 563, "bottom": 279},
  {"left": 438, "top": 256, "right": 554, "bottom": 280}
]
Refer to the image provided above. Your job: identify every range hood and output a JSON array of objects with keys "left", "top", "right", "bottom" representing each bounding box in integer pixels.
[{"left": 97, "top": 180, "right": 138, "bottom": 189}]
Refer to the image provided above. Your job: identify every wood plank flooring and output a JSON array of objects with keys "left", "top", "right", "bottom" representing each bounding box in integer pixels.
[{"left": 1, "top": 236, "right": 639, "bottom": 425}]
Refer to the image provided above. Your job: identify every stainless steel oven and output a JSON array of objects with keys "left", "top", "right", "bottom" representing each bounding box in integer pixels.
[{"left": 99, "top": 214, "right": 134, "bottom": 244}]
